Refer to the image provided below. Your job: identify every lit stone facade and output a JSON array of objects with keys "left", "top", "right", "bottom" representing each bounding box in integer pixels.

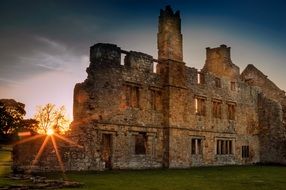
[{"left": 13, "top": 6, "right": 286, "bottom": 172}]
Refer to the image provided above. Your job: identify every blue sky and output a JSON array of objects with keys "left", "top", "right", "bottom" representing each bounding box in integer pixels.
[{"left": 0, "top": 0, "right": 285, "bottom": 118}]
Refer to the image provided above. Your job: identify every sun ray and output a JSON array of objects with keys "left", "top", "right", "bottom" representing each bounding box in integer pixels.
[
  {"left": 15, "top": 131, "right": 83, "bottom": 175},
  {"left": 13, "top": 134, "right": 44, "bottom": 146},
  {"left": 51, "top": 135, "right": 66, "bottom": 175},
  {"left": 53, "top": 133, "right": 83, "bottom": 148},
  {"left": 29, "top": 135, "right": 50, "bottom": 172}
]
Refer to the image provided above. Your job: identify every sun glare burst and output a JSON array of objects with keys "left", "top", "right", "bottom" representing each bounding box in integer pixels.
[
  {"left": 16, "top": 130, "right": 83, "bottom": 175},
  {"left": 47, "top": 128, "right": 54, "bottom": 136}
]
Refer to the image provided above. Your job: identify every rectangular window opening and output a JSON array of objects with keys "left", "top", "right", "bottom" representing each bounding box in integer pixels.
[
  {"left": 216, "top": 139, "right": 233, "bottom": 155},
  {"left": 195, "top": 97, "right": 206, "bottom": 116},
  {"left": 242, "top": 145, "right": 249, "bottom": 158},
  {"left": 135, "top": 132, "right": 147, "bottom": 155},
  {"left": 125, "top": 84, "right": 140, "bottom": 108},
  {"left": 212, "top": 100, "right": 222, "bottom": 118},
  {"left": 227, "top": 103, "right": 236, "bottom": 120},
  {"left": 150, "top": 89, "right": 162, "bottom": 111},
  {"left": 215, "top": 77, "right": 221, "bottom": 88},
  {"left": 197, "top": 72, "right": 205, "bottom": 84},
  {"left": 191, "top": 138, "right": 203, "bottom": 155},
  {"left": 231, "top": 82, "right": 236, "bottom": 91}
]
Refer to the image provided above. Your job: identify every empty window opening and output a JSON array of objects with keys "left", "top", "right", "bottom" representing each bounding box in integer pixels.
[
  {"left": 191, "top": 138, "right": 202, "bottom": 155},
  {"left": 197, "top": 72, "right": 205, "bottom": 84},
  {"left": 153, "top": 62, "right": 158, "bottom": 73},
  {"left": 195, "top": 97, "right": 206, "bottom": 116},
  {"left": 120, "top": 53, "right": 125, "bottom": 65},
  {"left": 212, "top": 100, "right": 222, "bottom": 118},
  {"left": 215, "top": 77, "right": 221, "bottom": 88},
  {"left": 125, "top": 84, "right": 140, "bottom": 108},
  {"left": 242, "top": 145, "right": 249, "bottom": 158},
  {"left": 135, "top": 132, "right": 147, "bottom": 155},
  {"left": 150, "top": 89, "right": 162, "bottom": 111},
  {"left": 227, "top": 103, "right": 236, "bottom": 120},
  {"left": 231, "top": 82, "right": 236, "bottom": 91},
  {"left": 216, "top": 140, "right": 233, "bottom": 155},
  {"left": 101, "top": 134, "right": 112, "bottom": 169}
]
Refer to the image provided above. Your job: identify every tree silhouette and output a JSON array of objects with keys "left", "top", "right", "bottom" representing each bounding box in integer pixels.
[
  {"left": 0, "top": 99, "right": 26, "bottom": 135},
  {"left": 34, "top": 103, "right": 70, "bottom": 134}
]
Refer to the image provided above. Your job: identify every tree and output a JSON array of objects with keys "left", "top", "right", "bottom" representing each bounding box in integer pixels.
[
  {"left": 34, "top": 103, "right": 70, "bottom": 134},
  {"left": 0, "top": 99, "right": 38, "bottom": 143},
  {"left": 0, "top": 99, "right": 26, "bottom": 135}
]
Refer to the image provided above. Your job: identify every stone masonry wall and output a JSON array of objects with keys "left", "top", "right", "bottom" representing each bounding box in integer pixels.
[
  {"left": 241, "top": 63, "right": 286, "bottom": 164},
  {"left": 165, "top": 60, "right": 260, "bottom": 168},
  {"left": 258, "top": 94, "right": 286, "bottom": 164}
]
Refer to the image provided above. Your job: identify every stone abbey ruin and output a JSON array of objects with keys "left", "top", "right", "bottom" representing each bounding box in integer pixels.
[{"left": 13, "top": 6, "right": 286, "bottom": 172}]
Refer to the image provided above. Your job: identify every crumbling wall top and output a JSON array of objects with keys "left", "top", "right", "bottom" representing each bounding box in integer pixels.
[
  {"left": 241, "top": 64, "right": 286, "bottom": 101},
  {"left": 159, "top": 5, "right": 180, "bottom": 19},
  {"left": 124, "top": 51, "right": 154, "bottom": 73},
  {"left": 206, "top": 44, "right": 231, "bottom": 60},
  {"left": 202, "top": 44, "right": 239, "bottom": 79},
  {"left": 90, "top": 43, "right": 121, "bottom": 65}
]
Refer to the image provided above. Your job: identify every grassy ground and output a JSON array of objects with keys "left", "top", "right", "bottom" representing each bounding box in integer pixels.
[
  {"left": 58, "top": 166, "right": 286, "bottom": 190},
  {"left": 0, "top": 146, "right": 16, "bottom": 187},
  {"left": 0, "top": 148, "right": 285, "bottom": 190}
]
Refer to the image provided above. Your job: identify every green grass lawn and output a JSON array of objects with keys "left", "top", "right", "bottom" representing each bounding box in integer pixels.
[
  {"left": 44, "top": 165, "right": 286, "bottom": 190},
  {"left": 0, "top": 146, "right": 16, "bottom": 187},
  {"left": 1, "top": 148, "right": 285, "bottom": 190}
]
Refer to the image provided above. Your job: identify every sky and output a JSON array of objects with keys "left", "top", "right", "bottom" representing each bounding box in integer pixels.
[{"left": 0, "top": 0, "right": 285, "bottom": 119}]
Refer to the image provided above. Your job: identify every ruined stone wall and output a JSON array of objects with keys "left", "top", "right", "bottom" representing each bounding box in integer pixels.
[
  {"left": 165, "top": 61, "right": 260, "bottom": 168},
  {"left": 12, "top": 136, "right": 74, "bottom": 172},
  {"left": 241, "top": 64, "right": 286, "bottom": 164},
  {"left": 157, "top": 5, "right": 183, "bottom": 62},
  {"left": 241, "top": 64, "right": 285, "bottom": 101},
  {"left": 71, "top": 43, "right": 165, "bottom": 170},
  {"left": 202, "top": 45, "right": 240, "bottom": 79},
  {"left": 258, "top": 94, "right": 286, "bottom": 164}
]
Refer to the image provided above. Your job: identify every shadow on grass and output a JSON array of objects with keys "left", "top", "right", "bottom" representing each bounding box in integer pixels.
[
  {"left": 35, "top": 165, "right": 286, "bottom": 190},
  {"left": 1, "top": 148, "right": 285, "bottom": 190}
]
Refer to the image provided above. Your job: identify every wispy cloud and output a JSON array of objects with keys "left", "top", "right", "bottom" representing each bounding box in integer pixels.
[
  {"left": 17, "top": 36, "right": 88, "bottom": 74},
  {"left": 0, "top": 78, "right": 21, "bottom": 87}
]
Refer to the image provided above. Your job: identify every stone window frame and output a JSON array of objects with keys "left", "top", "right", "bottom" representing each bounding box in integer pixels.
[
  {"left": 197, "top": 72, "right": 205, "bottom": 85},
  {"left": 212, "top": 99, "right": 222, "bottom": 119},
  {"left": 134, "top": 132, "right": 147, "bottom": 155},
  {"left": 124, "top": 81, "right": 142, "bottom": 109},
  {"left": 230, "top": 81, "right": 236, "bottom": 91},
  {"left": 215, "top": 137, "right": 235, "bottom": 155},
  {"left": 129, "top": 131, "right": 157, "bottom": 157},
  {"left": 226, "top": 101, "right": 236, "bottom": 120},
  {"left": 98, "top": 130, "right": 117, "bottom": 167},
  {"left": 214, "top": 77, "right": 221, "bottom": 88},
  {"left": 149, "top": 86, "right": 163, "bottom": 111},
  {"left": 190, "top": 136, "right": 205, "bottom": 155},
  {"left": 194, "top": 95, "right": 207, "bottom": 116},
  {"left": 242, "top": 145, "right": 250, "bottom": 158}
]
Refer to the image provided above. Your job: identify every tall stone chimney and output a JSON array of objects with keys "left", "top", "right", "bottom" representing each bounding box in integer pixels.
[{"left": 157, "top": 5, "right": 183, "bottom": 62}]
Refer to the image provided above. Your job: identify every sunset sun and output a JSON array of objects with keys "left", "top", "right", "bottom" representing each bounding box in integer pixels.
[{"left": 46, "top": 128, "right": 54, "bottom": 136}]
